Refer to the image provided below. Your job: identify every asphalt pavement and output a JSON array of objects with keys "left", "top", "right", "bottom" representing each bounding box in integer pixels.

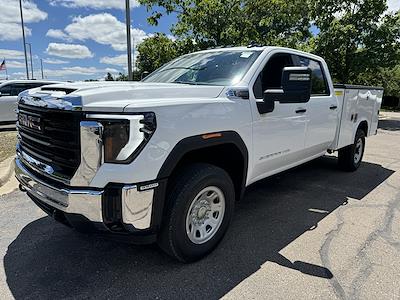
[{"left": 0, "top": 114, "right": 399, "bottom": 300}]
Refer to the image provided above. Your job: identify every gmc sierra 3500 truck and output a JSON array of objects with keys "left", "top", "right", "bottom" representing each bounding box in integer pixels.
[{"left": 15, "top": 46, "right": 383, "bottom": 262}]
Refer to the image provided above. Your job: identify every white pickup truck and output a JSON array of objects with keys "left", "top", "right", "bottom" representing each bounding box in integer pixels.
[{"left": 15, "top": 46, "right": 383, "bottom": 262}]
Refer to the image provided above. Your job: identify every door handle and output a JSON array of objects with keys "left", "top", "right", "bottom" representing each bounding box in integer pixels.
[
  {"left": 295, "top": 109, "right": 307, "bottom": 114},
  {"left": 330, "top": 105, "right": 338, "bottom": 110}
]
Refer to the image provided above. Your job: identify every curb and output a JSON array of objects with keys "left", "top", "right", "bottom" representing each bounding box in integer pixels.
[{"left": 0, "top": 156, "right": 15, "bottom": 187}]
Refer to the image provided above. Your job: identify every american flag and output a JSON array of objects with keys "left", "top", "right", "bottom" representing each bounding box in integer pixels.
[{"left": 0, "top": 59, "right": 6, "bottom": 71}]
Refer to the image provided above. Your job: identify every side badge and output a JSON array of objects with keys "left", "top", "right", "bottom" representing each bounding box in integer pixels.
[{"left": 139, "top": 182, "right": 159, "bottom": 192}]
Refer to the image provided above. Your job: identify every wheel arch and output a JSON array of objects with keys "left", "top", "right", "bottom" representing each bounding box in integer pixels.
[
  {"left": 355, "top": 119, "right": 369, "bottom": 139},
  {"left": 157, "top": 131, "right": 249, "bottom": 202}
]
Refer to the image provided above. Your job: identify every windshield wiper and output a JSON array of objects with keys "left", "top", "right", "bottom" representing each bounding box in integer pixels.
[{"left": 173, "top": 81, "right": 199, "bottom": 85}]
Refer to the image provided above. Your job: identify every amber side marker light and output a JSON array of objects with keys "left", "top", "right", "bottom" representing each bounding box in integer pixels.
[{"left": 202, "top": 133, "right": 223, "bottom": 140}]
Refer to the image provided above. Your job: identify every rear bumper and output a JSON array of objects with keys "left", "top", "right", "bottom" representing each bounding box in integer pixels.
[{"left": 15, "top": 158, "right": 164, "bottom": 244}]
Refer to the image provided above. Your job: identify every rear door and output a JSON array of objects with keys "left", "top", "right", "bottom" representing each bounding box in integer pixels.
[
  {"left": 0, "top": 83, "right": 42, "bottom": 123},
  {"left": 293, "top": 55, "right": 338, "bottom": 155},
  {"left": 0, "top": 84, "right": 17, "bottom": 123},
  {"left": 248, "top": 51, "right": 308, "bottom": 183}
]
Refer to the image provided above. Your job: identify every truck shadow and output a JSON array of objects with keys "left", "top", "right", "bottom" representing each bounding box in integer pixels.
[
  {"left": 4, "top": 157, "right": 394, "bottom": 299},
  {"left": 379, "top": 118, "right": 400, "bottom": 131}
]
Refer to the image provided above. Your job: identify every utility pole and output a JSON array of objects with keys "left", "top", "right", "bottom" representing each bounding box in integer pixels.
[
  {"left": 125, "top": 0, "right": 133, "bottom": 81},
  {"left": 19, "top": 0, "right": 29, "bottom": 80},
  {"left": 40, "top": 58, "right": 44, "bottom": 79},
  {"left": 26, "top": 43, "right": 34, "bottom": 79}
]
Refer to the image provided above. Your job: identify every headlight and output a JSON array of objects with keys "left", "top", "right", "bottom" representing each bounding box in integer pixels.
[{"left": 87, "top": 113, "right": 156, "bottom": 164}]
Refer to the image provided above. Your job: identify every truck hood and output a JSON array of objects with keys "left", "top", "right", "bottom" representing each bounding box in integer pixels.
[{"left": 22, "top": 82, "right": 226, "bottom": 112}]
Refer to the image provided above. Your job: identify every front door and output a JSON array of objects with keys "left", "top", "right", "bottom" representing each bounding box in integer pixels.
[{"left": 248, "top": 51, "right": 308, "bottom": 184}]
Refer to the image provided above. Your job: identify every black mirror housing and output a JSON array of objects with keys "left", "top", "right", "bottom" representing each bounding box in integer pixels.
[
  {"left": 257, "top": 67, "right": 312, "bottom": 114},
  {"left": 258, "top": 89, "right": 282, "bottom": 114},
  {"left": 280, "top": 67, "right": 312, "bottom": 103}
]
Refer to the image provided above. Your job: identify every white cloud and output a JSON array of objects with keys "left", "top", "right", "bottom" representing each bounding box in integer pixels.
[
  {"left": 100, "top": 54, "right": 127, "bottom": 66},
  {"left": 50, "top": 13, "right": 149, "bottom": 51},
  {"left": 0, "top": 23, "right": 32, "bottom": 41},
  {"left": 167, "top": 34, "right": 177, "bottom": 41},
  {"left": 42, "top": 58, "right": 70, "bottom": 64},
  {"left": 5, "top": 60, "right": 27, "bottom": 69},
  {"left": 46, "top": 29, "right": 71, "bottom": 41},
  {"left": 0, "top": 0, "right": 47, "bottom": 41},
  {"left": 387, "top": 0, "right": 400, "bottom": 12},
  {"left": 49, "top": 0, "right": 139, "bottom": 10},
  {"left": 0, "top": 49, "right": 26, "bottom": 60},
  {"left": 46, "top": 43, "right": 93, "bottom": 59},
  {"left": 100, "top": 52, "right": 140, "bottom": 69}
]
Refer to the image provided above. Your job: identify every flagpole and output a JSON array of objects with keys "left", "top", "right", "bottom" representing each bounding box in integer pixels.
[
  {"left": 26, "top": 43, "right": 34, "bottom": 79},
  {"left": 40, "top": 58, "right": 44, "bottom": 79},
  {"left": 19, "top": 0, "right": 29, "bottom": 80},
  {"left": 125, "top": 0, "right": 133, "bottom": 81}
]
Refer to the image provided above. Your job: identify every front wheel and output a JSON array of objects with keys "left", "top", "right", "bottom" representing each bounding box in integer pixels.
[
  {"left": 338, "top": 129, "right": 366, "bottom": 171},
  {"left": 158, "top": 163, "right": 235, "bottom": 263}
]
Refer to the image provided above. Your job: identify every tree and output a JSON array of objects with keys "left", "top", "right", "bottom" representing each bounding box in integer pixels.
[
  {"left": 357, "top": 65, "right": 400, "bottom": 99},
  {"left": 243, "top": 0, "right": 312, "bottom": 48},
  {"left": 115, "top": 72, "right": 128, "bottom": 81},
  {"left": 139, "top": 0, "right": 312, "bottom": 48},
  {"left": 310, "top": 1, "right": 400, "bottom": 83},
  {"left": 136, "top": 33, "right": 179, "bottom": 73},
  {"left": 105, "top": 72, "right": 115, "bottom": 81}
]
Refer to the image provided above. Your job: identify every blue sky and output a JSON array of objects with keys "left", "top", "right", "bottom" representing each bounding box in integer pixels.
[{"left": 0, "top": 0, "right": 176, "bottom": 81}]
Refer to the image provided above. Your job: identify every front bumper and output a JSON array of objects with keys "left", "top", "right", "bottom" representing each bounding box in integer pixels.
[{"left": 15, "top": 157, "right": 162, "bottom": 243}]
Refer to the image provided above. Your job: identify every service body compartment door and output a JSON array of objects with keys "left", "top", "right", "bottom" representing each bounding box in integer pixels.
[
  {"left": 332, "top": 88, "right": 359, "bottom": 150},
  {"left": 368, "top": 90, "right": 383, "bottom": 135},
  {"left": 331, "top": 86, "right": 383, "bottom": 150}
]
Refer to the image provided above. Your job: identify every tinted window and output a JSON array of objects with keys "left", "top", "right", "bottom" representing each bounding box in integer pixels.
[
  {"left": 28, "top": 83, "right": 49, "bottom": 89},
  {"left": 296, "top": 56, "right": 329, "bottom": 96},
  {"left": 144, "top": 50, "right": 262, "bottom": 86},
  {"left": 0, "top": 83, "right": 51, "bottom": 97},
  {"left": 0, "top": 85, "right": 12, "bottom": 96},
  {"left": 10, "top": 84, "right": 31, "bottom": 96},
  {"left": 253, "top": 53, "right": 294, "bottom": 99}
]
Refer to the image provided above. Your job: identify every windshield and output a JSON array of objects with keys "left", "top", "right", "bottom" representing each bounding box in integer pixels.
[{"left": 143, "top": 50, "right": 262, "bottom": 86}]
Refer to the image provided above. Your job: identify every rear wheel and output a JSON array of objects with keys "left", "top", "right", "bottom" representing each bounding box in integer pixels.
[
  {"left": 158, "top": 163, "right": 235, "bottom": 263},
  {"left": 338, "top": 129, "right": 366, "bottom": 171}
]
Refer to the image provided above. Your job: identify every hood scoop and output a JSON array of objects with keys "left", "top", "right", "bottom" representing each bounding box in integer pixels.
[{"left": 40, "top": 86, "right": 77, "bottom": 95}]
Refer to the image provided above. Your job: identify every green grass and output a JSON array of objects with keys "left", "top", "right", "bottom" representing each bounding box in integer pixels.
[{"left": 0, "top": 131, "right": 17, "bottom": 162}]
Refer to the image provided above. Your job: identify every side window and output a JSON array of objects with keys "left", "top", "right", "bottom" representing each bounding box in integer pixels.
[
  {"left": 253, "top": 53, "right": 294, "bottom": 99},
  {"left": 11, "top": 83, "right": 27, "bottom": 96},
  {"left": 295, "top": 56, "right": 329, "bottom": 96},
  {"left": 11, "top": 84, "right": 31, "bottom": 96},
  {"left": 28, "top": 83, "right": 46, "bottom": 89},
  {"left": 0, "top": 85, "right": 12, "bottom": 96}
]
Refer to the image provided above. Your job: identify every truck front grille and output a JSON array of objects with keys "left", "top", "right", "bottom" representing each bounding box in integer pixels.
[{"left": 17, "top": 103, "right": 82, "bottom": 179}]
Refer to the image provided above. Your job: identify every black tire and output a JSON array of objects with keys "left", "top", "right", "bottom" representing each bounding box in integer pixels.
[
  {"left": 158, "top": 163, "right": 235, "bottom": 263},
  {"left": 338, "top": 129, "right": 366, "bottom": 172}
]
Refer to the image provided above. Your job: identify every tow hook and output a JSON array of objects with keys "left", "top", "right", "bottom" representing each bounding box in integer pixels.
[{"left": 19, "top": 184, "right": 27, "bottom": 192}]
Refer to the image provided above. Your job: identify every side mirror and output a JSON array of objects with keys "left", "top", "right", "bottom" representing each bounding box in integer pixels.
[
  {"left": 258, "top": 89, "right": 283, "bottom": 114},
  {"left": 141, "top": 71, "right": 150, "bottom": 80},
  {"left": 279, "top": 66, "right": 312, "bottom": 103},
  {"left": 258, "top": 67, "right": 312, "bottom": 114}
]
